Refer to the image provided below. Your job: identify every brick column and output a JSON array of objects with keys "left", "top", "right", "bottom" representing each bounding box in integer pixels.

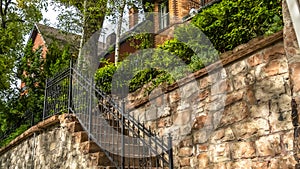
[{"left": 129, "top": 7, "right": 139, "bottom": 29}]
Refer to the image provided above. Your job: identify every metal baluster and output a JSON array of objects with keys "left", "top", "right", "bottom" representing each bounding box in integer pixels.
[
  {"left": 161, "top": 136, "right": 165, "bottom": 169},
  {"left": 168, "top": 133, "right": 173, "bottom": 169},
  {"left": 121, "top": 98, "right": 125, "bottom": 169},
  {"left": 43, "top": 79, "right": 48, "bottom": 119},
  {"left": 155, "top": 133, "right": 158, "bottom": 169},
  {"left": 149, "top": 126, "right": 152, "bottom": 168}
]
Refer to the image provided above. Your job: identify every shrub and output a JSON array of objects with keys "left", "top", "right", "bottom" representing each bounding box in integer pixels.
[
  {"left": 192, "top": 0, "right": 283, "bottom": 52},
  {"left": 95, "top": 60, "right": 117, "bottom": 93}
]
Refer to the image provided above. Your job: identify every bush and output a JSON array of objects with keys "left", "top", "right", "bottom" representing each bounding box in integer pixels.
[
  {"left": 192, "top": 0, "right": 283, "bottom": 52},
  {"left": 95, "top": 61, "right": 117, "bottom": 94},
  {"left": 158, "top": 39, "right": 194, "bottom": 64}
]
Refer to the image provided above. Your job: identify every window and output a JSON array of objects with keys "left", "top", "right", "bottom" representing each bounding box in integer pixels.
[{"left": 159, "top": 1, "right": 169, "bottom": 30}]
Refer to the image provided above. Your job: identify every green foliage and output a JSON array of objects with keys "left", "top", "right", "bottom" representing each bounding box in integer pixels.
[
  {"left": 130, "top": 33, "right": 154, "bottom": 50},
  {"left": 95, "top": 0, "right": 283, "bottom": 96},
  {"left": 192, "top": 0, "right": 283, "bottom": 52},
  {"left": 53, "top": 0, "right": 107, "bottom": 40},
  {"left": 44, "top": 42, "right": 75, "bottom": 77},
  {"left": 0, "top": 0, "right": 44, "bottom": 92},
  {"left": 17, "top": 42, "right": 45, "bottom": 118},
  {"left": 129, "top": 68, "right": 163, "bottom": 92},
  {"left": 95, "top": 60, "right": 117, "bottom": 93},
  {"left": 158, "top": 39, "right": 194, "bottom": 64},
  {"left": 0, "top": 124, "right": 30, "bottom": 147}
]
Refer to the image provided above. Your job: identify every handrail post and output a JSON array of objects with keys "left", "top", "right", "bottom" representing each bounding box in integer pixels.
[
  {"left": 68, "top": 59, "right": 73, "bottom": 114},
  {"left": 43, "top": 78, "right": 48, "bottom": 120},
  {"left": 168, "top": 133, "right": 174, "bottom": 169},
  {"left": 88, "top": 78, "right": 93, "bottom": 139},
  {"left": 31, "top": 111, "right": 34, "bottom": 126},
  {"left": 121, "top": 99, "right": 125, "bottom": 169}
]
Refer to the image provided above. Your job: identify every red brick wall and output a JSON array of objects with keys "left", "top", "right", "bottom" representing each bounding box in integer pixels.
[
  {"left": 33, "top": 33, "right": 47, "bottom": 59},
  {"left": 104, "top": 39, "right": 140, "bottom": 63}
]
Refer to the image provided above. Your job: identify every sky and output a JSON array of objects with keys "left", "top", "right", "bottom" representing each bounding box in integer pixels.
[{"left": 41, "top": 1, "right": 59, "bottom": 26}]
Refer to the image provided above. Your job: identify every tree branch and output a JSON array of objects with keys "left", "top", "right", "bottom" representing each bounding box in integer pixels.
[
  {"left": 0, "top": 0, "right": 3, "bottom": 17},
  {"left": 0, "top": 0, "right": 4, "bottom": 29},
  {"left": 4, "top": 0, "right": 12, "bottom": 16}
]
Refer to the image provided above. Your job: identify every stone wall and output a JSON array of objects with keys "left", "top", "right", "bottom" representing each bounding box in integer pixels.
[
  {"left": 126, "top": 29, "right": 297, "bottom": 168},
  {"left": 0, "top": 115, "right": 96, "bottom": 169}
]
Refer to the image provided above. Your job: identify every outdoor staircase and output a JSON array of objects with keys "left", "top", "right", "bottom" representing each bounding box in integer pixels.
[
  {"left": 67, "top": 117, "right": 161, "bottom": 168},
  {"left": 43, "top": 66, "right": 173, "bottom": 169}
]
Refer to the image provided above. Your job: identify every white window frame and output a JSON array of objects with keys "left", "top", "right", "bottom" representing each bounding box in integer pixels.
[{"left": 159, "top": 1, "right": 169, "bottom": 30}]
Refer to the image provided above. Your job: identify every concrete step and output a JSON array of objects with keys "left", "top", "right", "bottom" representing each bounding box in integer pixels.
[
  {"left": 67, "top": 121, "right": 84, "bottom": 132},
  {"left": 90, "top": 152, "right": 113, "bottom": 166},
  {"left": 73, "top": 131, "right": 89, "bottom": 143},
  {"left": 80, "top": 141, "right": 102, "bottom": 154},
  {"left": 98, "top": 142, "right": 152, "bottom": 157}
]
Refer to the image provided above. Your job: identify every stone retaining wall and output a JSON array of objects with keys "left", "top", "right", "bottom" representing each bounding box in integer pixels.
[
  {"left": 0, "top": 115, "right": 95, "bottom": 169},
  {"left": 126, "top": 30, "right": 297, "bottom": 168}
]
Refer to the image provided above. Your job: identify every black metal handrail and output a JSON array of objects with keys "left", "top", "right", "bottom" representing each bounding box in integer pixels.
[{"left": 43, "top": 65, "right": 174, "bottom": 169}]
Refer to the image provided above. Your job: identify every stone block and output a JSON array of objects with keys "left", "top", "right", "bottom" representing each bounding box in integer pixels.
[
  {"left": 255, "top": 75, "right": 286, "bottom": 101},
  {"left": 255, "top": 134, "right": 281, "bottom": 157},
  {"left": 228, "top": 60, "right": 248, "bottom": 76},
  {"left": 181, "top": 80, "right": 199, "bottom": 99},
  {"left": 178, "top": 135, "right": 193, "bottom": 148},
  {"left": 263, "top": 42, "right": 285, "bottom": 60},
  {"left": 231, "top": 142, "right": 256, "bottom": 159},
  {"left": 232, "top": 73, "right": 247, "bottom": 90},
  {"left": 247, "top": 52, "right": 264, "bottom": 67},
  {"left": 282, "top": 130, "right": 294, "bottom": 152},
  {"left": 232, "top": 118, "right": 269, "bottom": 139},
  {"left": 218, "top": 101, "right": 249, "bottom": 127},
  {"left": 269, "top": 111, "right": 293, "bottom": 132},
  {"left": 197, "top": 153, "right": 209, "bottom": 168},
  {"left": 157, "top": 116, "right": 173, "bottom": 128},
  {"left": 173, "top": 109, "right": 192, "bottom": 126},
  {"left": 210, "top": 127, "right": 235, "bottom": 144},
  {"left": 269, "top": 155, "right": 297, "bottom": 169},
  {"left": 145, "top": 105, "right": 158, "bottom": 121},
  {"left": 245, "top": 87, "right": 257, "bottom": 104},
  {"left": 178, "top": 147, "right": 193, "bottom": 157},
  {"left": 278, "top": 94, "right": 292, "bottom": 112},
  {"left": 179, "top": 157, "right": 190, "bottom": 167},
  {"left": 262, "top": 57, "right": 288, "bottom": 77},
  {"left": 226, "top": 159, "right": 254, "bottom": 169},
  {"left": 192, "top": 114, "right": 208, "bottom": 130},
  {"left": 212, "top": 163, "right": 227, "bottom": 169},
  {"left": 157, "top": 105, "right": 171, "bottom": 118},
  {"left": 249, "top": 102, "right": 269, "bottom": 118},
  {"left": 207, "top": 96, "right": 226, "bottom": 112},
  {"left": 211, "top": 79, "right": 233, "bottom": 95},
  {"left": 198, "top": 89, "right": 210, "bottom": 101},
  {"left": 225, "top": 90, "right": 244, "bottom": 106},
  {"left": 169, "top": 90, "right": 180, "bottom": 103},
  {"left": 193, "top": 128, "right": 209, "bottom": 144},
  {"left": 290, "top": 62, "right": 300, "bottom": 92},
  {"left": 199, "top": 76, "right": 211, "bottom": 89},
  {"left": 209, "top": 143, "right": 231, "bottom": 163},
  {"left": 197, "top": 144, "right": 208, "bottom": 153}
]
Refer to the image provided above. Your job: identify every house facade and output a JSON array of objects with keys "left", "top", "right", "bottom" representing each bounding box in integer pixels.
[
  {"left": 20, "top": 24, "right": 80, "bottom": 89},
  {"left": 102, "top": 0, "right": 220, "bottom": 63}
]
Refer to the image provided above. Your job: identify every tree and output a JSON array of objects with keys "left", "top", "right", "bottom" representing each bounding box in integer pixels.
[
  {"left": 0, "top": 0, "right": 45, "bottom": 133},
  {"left": 0, "top": 0, "right": 44, "bottom": 91},
  {"left": 52, "top": 0, "right": 108, "bottom": 44}
]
